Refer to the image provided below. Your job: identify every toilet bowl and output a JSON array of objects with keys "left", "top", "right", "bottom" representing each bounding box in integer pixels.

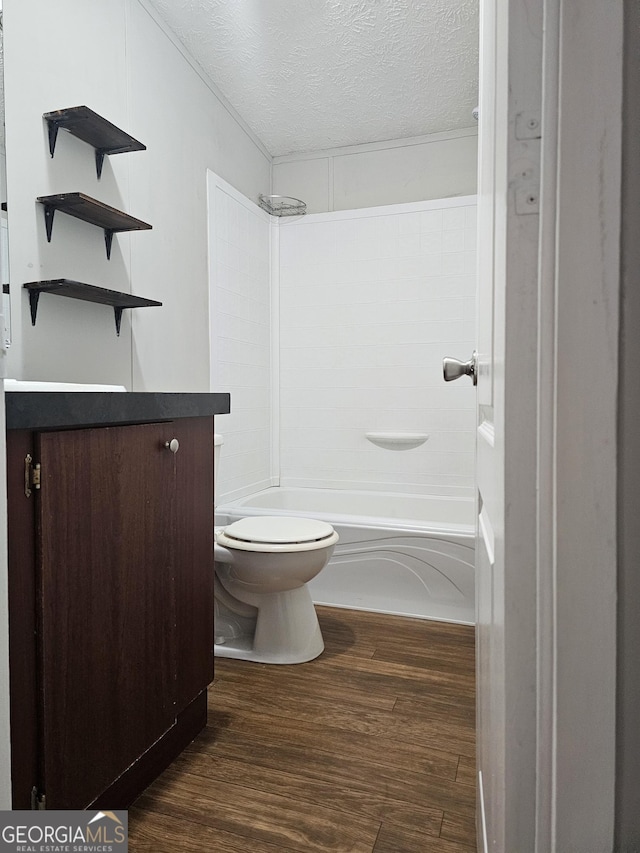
[{"left": 213, "top": 437, "right": 338, "bottom": 664}]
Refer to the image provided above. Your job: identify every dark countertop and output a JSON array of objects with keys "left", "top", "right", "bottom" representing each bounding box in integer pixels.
[{"left": 5, "top": 392, "right": 231, "bottom": 431}]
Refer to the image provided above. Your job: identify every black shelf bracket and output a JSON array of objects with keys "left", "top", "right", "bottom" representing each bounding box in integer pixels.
[
  {"left": 29, "top": 287, "right": 126, "bottom": 334},
  {"left": 114, "top": 307, "right": 125, "bottom": 336},
  {"left": 95, "top": 150, "right": 106, "bottom": 180},
  {"left": 28, "top": 290, "right": 40, "bottom": 327},
  {"left": 104, "top": 230, "right": 114, "bottom": 260},
  {"left": 42, "top": 203, "right": 116, "bottom": 259},
  {"left": 43, "top": 205, "right": 55, "bottom": 242},
  {"left": 47, "top": 121, "right": 60, "bottom": 158}
]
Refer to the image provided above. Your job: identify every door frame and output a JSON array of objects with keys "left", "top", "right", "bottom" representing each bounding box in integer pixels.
[
  {"left": 481, "top": 0, "right": 622, "bottom": 848},
  {"left": 536, "top": 0, "right": 621, "bottom": 848}
]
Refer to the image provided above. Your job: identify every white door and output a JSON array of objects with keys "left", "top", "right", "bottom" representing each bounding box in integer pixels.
[
  {"left": 474, "top": 0, "right": 506, "bottom": 846},
  {"left": 444, "top": 1, "right": 542, "bottom": 845},
  {"left": 470, "top": 0, "right": 621, "bottom": 850},
  {"left": 473, "top": 0, "right": 542, "bottom": 848}
]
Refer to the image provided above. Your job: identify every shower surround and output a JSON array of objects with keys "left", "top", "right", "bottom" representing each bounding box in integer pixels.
[{"left": 209, "top": 172, "right": 477, "bottom": 504}]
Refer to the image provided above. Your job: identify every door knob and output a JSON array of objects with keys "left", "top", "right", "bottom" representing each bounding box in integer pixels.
[
  {"left": 165, "top": 438, "right": 179, "bottom": 453},
  {"left": 443, "top": 351, "right": 478, "bottom": 385}
]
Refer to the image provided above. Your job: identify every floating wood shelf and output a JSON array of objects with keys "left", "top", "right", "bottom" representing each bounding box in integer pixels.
[
  {"left": 23, "top": 280, "right": 162, "bottom": 336},
  {"left": 37, "top": 193, "right": 152, "bottom": 259},
  {"left": 43, "top": 106, "right": 146, "bottom": 178}
]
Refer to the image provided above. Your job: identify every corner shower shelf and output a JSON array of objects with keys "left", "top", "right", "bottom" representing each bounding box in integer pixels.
[
  {"left": 23, "top": 279, "right": 162, "bottom": 336},
  {"left": 37, "top": 193, "right": 152, "bottom": 260},
  {"left": 43, "top": 106, "right": 146, "bottom": 179}
]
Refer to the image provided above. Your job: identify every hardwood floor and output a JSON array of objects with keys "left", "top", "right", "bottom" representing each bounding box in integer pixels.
[{"left": 128, "top": 606, "right": 477, "bottom": 853}]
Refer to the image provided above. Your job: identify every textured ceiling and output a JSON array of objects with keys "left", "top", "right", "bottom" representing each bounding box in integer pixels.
[{"left": 147, "top": 0, "right": 479, "bottom": 157}]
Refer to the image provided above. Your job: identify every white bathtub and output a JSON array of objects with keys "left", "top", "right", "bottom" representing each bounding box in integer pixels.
[{"left": 215, "top": 487, "right": 476, "bottom": 625}]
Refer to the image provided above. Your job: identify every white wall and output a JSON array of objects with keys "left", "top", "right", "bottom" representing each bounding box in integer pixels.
[
  {"left": 208, "top": 173, "right": 274, "bottom": 501},
  {"left": 278, "top": 197, "right": 477, "bottom": 497},
  {"left": 2, "top": 0, "right": 271, "bottom": 391},
  {"left": 0, "top": 0, "right": 271, "bottom": 809},
  {"left": 273, "top": 128, "right": 478, "bottom": 214}
]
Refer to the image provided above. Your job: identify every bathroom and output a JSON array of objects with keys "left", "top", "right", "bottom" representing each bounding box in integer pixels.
[{"left": 0, "top": 0, "right": 633, "bottom": 850}]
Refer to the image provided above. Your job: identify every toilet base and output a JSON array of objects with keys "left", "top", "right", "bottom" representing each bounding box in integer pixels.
[{"left": 214, "top": 584, "right": 324, "bottom": 664}]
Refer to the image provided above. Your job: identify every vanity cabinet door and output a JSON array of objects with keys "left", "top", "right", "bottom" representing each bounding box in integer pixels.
[
  {"left": 171, "top": 417, "right": 215, "bottom": 713},
  {"left": 8, "top": 416, "right": 215, "bottom": 809},
  {"left": 36, "top": 422, "right": 177, "bottom": 809}
]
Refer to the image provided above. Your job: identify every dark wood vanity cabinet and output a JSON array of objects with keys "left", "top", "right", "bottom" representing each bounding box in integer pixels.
[{"left": 7, "top": 416, "right": 214, "bottom": 810}]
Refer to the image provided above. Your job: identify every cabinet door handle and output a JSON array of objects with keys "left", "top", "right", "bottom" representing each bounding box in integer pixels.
[{"left": 165, "top": 438, "right": 179, "bottom": 454}]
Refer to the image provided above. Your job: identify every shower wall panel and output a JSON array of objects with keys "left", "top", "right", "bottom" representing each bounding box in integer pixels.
[
  {"left": 208, "top": 174, "right": 274, "bottom": 501},
  {"left": 278, "top": 197, "right": 477, "bottom": 498}
]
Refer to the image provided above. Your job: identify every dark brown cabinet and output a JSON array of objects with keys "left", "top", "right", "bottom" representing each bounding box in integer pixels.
[{"left": 7, "top": 416, "right": 214, "bottom": 809}]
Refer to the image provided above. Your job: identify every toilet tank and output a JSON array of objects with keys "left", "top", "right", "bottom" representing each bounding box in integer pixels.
[{"left": 214, "top": 434, "right": 223, "bottom": 506}]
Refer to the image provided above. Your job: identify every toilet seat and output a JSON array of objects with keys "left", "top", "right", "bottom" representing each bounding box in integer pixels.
[
  {"left": 224, "top": 516, "right": 334, "bottom": 544},
  {"left": 217, "top": 516, "right": 338, "bottom": 553}
]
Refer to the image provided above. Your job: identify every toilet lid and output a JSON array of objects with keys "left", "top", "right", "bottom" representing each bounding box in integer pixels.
[{"left": 222, "top": 516, "right": 335, "bottom": 545}]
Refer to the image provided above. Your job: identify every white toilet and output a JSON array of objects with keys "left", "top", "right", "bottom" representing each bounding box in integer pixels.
[{"left": 213, "top": 435, "right": 338, "bottom": 664}]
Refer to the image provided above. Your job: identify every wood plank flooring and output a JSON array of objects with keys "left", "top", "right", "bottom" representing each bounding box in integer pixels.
[{"left": 128, "top": 606, "right": 477, "bottom": 853}]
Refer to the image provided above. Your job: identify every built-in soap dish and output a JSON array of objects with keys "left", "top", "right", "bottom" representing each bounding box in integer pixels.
[{"left": 365, "top": 432, "right": 429, "bottom": 451}]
